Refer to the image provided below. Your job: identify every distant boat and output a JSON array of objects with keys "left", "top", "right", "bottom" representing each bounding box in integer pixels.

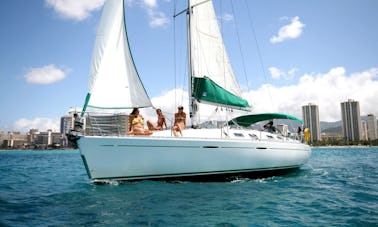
[{"left": 74, "top": 0, "right": 311, "bottom": 183}]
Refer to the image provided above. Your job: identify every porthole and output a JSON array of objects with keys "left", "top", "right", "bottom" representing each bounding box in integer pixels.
[{"left": 233, "top": 133, "right": 244, "bottom": 137}]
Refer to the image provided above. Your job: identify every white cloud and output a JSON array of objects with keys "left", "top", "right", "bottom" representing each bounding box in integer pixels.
[
  {"left": 24, "top": 64, "right": 67, "bottom": 84},
  {"left": 13, "top": 117, "right": 60, "bottom": 133},
  {"left": 268, "top": 67, "right": 297, "bottom": 80},
  {"left": 46, "top": 0, "right": 169, "bottom": 27},
  {"left": 126, "top": 0, "right": 169, "bottom": 28},
  {"left": 143, "top": 0, "right": 157, "bottom": 8},
  {"left": 45, "top": 0, "right": 105, "bottom": 21},
  {"left": 287, "top": 68, "right": 298, "bottom": 80},
  {"left": 268, "top": 67, "right": 283, "bottom": 79},
  {"left": 244, "top": 67, "right": 378, "bottom": 122},
  {"left": 223, "top": 13, "right": 234, "bottom": 22},
  {"left": 147, "top": 9, "right": 169, "bottom": 28},
  {"left": 270, "top": 16, "right": 305, "bottom": 43}
]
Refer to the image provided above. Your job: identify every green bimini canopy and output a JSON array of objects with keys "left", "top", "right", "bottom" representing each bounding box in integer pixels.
[
  {"left": 192, "top": 77, "right": 249, "bottom": 108},
  {"left": 228, "top": 113, "right": 303, "bottom": 127}
]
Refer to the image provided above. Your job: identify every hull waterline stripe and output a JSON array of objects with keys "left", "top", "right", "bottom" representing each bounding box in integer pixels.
[{"left": 91, "top": 165, "right": 300, "bottom": 181}]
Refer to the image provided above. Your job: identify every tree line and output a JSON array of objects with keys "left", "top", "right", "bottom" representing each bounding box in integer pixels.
[{"left": 309, "top": 139, "right": 378, "bottom": 147}]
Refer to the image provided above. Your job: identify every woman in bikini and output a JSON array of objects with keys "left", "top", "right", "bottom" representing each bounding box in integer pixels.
[
  {"left": 147, "top": 108, "right": 167, "bottom": 130},
  {"left": 173, "top": 106, "right": 186, "bottom": 137},
  {"left": 127, "top": 108, "right": 153, "bottom": 135}
]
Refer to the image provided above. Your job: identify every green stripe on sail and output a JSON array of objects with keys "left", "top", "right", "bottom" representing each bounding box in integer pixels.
[
  {"left": 80, "top": 92, "right": 150, "bottom": 115},
  {"left": 87, "top": 105, "right": 151, "bottom": 110},
  {"left": 81, "top": 93, "right": 91, "bottom": 117},
  {"left": 192, "top": 77, "right": 249, "bottom": 108}
]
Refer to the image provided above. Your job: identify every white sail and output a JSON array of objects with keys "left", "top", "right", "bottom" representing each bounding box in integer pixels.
[
  {"left": 189, "top": 0, "right": 242, "bottom": 97},
  {"left": 84, "top": 0, "right": 152, "bottom": 111}
]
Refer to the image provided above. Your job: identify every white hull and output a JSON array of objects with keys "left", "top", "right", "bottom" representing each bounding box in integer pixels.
[{"left": 77, "top": 129, "right": 311, "bottom": 182}]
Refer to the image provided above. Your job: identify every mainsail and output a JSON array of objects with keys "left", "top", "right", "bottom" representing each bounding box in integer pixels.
[
  {"left": 82, "top": 0, "right": 152, "bottom": 115},
  {"left": 189, "top": 0, "right": 249, "bottom": 108}
]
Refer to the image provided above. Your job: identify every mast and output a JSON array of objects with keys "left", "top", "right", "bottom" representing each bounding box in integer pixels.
[{"left": 187, "top": 0, "right": 199, "bottom": 128}]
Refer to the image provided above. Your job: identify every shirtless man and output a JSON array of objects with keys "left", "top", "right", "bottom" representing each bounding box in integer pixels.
[
  {"left": 173, "top": 106, "right": 186, "bottom": 137},
  {"left": 147, "top": 108, "right": 167, "bottom": 130}
]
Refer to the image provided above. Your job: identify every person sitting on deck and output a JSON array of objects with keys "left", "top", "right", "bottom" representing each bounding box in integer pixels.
[
  {"left": 127, "top": 108, "right": 153, "bottom": 136},
  {"left": 263, "top": 120, "right": 276, "bottom": 133},
  {"left": 173, "top": 106, "right": 186, "bottom": 137},
  {"left": 147, "top": 108, "right": 167, "bottom": 130}
]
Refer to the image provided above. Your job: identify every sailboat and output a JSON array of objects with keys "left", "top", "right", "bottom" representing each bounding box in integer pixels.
[{"left": 75, "top": 0, "right": 311, "bottom": 183}]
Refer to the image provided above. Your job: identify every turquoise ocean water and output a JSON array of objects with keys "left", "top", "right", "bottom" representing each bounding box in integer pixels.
[{"left": 1, "top": 147, "right": 377, "bottom": 226}]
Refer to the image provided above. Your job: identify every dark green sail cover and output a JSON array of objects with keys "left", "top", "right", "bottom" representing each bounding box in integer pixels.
[
  {"left": 228, "top": 113, "right": 303, "bottom": 127},
  {"left": 192, "top": 77, "right": 249, "bottom": 108}
]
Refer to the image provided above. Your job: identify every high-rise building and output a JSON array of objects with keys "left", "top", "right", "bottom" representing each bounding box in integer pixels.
[
  {"left": 60, "top": 115, "right": 74, "bottom": 134},
  {"left": 361, "top": 121, "right": 368, "bottom": 141},
  {"left": 61, "top": 108, "right": 84, "bottom": 135},
  {"left": 340, "top": 99, "right": 361, "bottom": 141},
  {"left": 367, "top": 114, "right": 377, "bottom": 140},
  {"left": 302, "top": 103, "right": 321, "bottom": 142}
]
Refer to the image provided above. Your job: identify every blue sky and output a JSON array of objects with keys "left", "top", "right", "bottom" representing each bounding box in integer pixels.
[{"left": 1, "top": 0, "right": 377, "bottom": 133}]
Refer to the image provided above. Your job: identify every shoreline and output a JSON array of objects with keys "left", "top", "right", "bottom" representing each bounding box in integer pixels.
[
  {"left": 312, "top": 145, "right": 377, "bottom": 148},
  {"left": 0, "top": 148, "right": 77, "bottom": 152}
]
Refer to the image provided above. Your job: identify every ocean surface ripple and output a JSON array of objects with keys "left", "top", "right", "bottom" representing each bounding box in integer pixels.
[{"left": 1, "top": 147, "right": 377, "bottom": 226}]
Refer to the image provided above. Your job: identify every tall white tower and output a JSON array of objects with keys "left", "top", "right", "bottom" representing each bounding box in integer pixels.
[
  {"left": 340, "top": 99, "right": 361, "bottom": 141},
  {"left": 367, "top": 114, "right": 377, "bottom": 140},
  {"left": 302, "top": 103, "right": 321, "bottom": 142}
]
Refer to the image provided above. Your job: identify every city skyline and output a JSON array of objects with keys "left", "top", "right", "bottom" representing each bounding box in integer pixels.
[
  {"left": 301, "top": 99, "right": 378, "bottom": 142},
  {"left": 2, "top": 99, "right": 377, "bottom": 134}
]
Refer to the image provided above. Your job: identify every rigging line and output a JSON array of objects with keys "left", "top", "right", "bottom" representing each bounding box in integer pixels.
[
  {"left": 173, "top": 1, "right": 177, "bottom": 109},
  {"left": 229, "top": 1, "right": 251, "bottom": 96},
  {"left": 217, "top": 0, "right": 232, "bottom": 107},
  {"left": 173, "top": 0, "right": 186, "bottom": 108},
  {"left": 175, "top": 0, "right": 188, "bottom": 108},
  {"left": 219, "top": 0, "right": 226, "bottom": 95},
  {"left": 173, "top": 0, "right": 177, "bottom": 109},
  {"left": 219, "top": 0, "right": 234, "bottom": 104},
  {"left": 191, "top": 0, "right": 212, "bottom": 9},
  {"left": 244, "top": 0, "right": 276, "bottom": 111}
]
